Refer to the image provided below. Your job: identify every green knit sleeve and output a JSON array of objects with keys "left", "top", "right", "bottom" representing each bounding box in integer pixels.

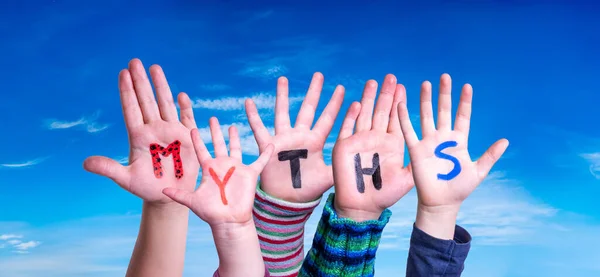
[{"left": 299, "top": 193, "right": 391, "bottom": 277}]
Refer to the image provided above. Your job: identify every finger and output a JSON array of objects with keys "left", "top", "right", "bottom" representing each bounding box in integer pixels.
[
  {"left": 191, "top": 128, "right": 212, "bottom": 164},
  {"left": 275, "top": 77, "right": 291, "bottom": 134},
  {"left": 338, "top": 101, "right": 361, "bottom": 140},
  {"left": 437, "top": 73, "right": 452, "bottom": 132},
  {"left": 476, "top": 139, "right": 509, "bottom": 181},
  {"left": 313, "top": 84, "right": 345, "bottom": 137},
  {"left": 355, "top": 80, "right": 378, "bottom": 132},
  {"left": 150, "top": 65, "right": 178, "bottom": 122},
  {"left": 250, "top": 144, "right": 274, "bottom": 174},
  {"left": 209, "top": 117, "right": 228, "bottom": 157},
  {"left": 178, "top": 92, "right": 197, "bottom": 129},
  {"left": 118, "top": 69, "right": 144, "bottom": 130},
  {"left": 128, "top": 59, "right": 161, "bottom": 123},
  {"left": 83, "top": 156, "right": 130, "bottom": 189},
  {"left": 162, "top": 188, "right": 195, "bottom": 208},
  {"left": 420, "top": 81, "right": 436, "bottom": 137},
  {"left": 387, "top": 84, "right": 406, "bottom": 136},
  {"left": 454, "top": 84, "right": 473, "bottom": 136},
  {"left": 245, "top": 99, "right": 271, "bottom": 147},
  {"left": 295, "top": 72, "right": 324, "bottom": 129},
  {"left": 372, "top": 74, "right": 397, "bottom": 131},
  {"left": 229, "top": 126, "right": 242, "bottom": 161},
  {"left": 397, "top": 102, "right": 419, "bottom": 148}
]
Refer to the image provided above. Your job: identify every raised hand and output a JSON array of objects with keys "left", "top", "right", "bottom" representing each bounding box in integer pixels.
[
  {"left": 84, "top": 58, "right": 200, "bottom": 204},
  {"left": 163, "top": 118, "right": 274, "bottom": 277},
  {"left": 332, "top": 74, "right": 414, "bottom": 221},
  {"left": 397, "top": 73, "right": 509, "bottom": 239},
  {"left": 163, "top": 117, "right": 274, "bottom": 225},
  {"left": 245, "top": 73, "right": 345, "bottom": 202}
]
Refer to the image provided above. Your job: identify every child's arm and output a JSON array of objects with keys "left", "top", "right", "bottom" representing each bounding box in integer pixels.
[
  {"left": 244, "top": 73, "right": 345, "bottom": 275},
  {"left": 301, "top": 75, "right": 415, "bottom": 276},
  {"left": 397, "top": 74, "right": 509, "bottom": 276},
  {"left": 300, "top": 193, "right": 390, "bottom": 277},
  {"left": 83, "top": 59, "right": 201, "bottom": 277},
  {"left": 163, "top": 118, "right": 275, "bottom": 277}
]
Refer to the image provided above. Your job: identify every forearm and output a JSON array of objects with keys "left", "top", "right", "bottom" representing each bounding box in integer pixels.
[
  {"left": 253, "top": 183, "right": 321, "bottom": 276},
  {"left": 126, "top": 202, "right": 189, "bottom": 277},
  {"left": 299, "top": 193, "right": 390, "bottom": 277},
  {"left": 212, "top": 221, "right": 266, "bottom": 277},
  {"left": 407, "top": 206, "right": 471, "bottom": 277}
]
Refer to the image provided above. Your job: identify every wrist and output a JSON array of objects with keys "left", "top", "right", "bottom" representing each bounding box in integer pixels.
[
  {"left": 210, "top": 220, "right": 256, "bottom": 242},
  {"left": 334, "top": 199, "right": 382, "bottom": 222},
  {"left": 142, "top": 201, "right": 189, "bottom": 218},
  {"left": 415, "top": 203, "right": 460, "bottom": 240}
]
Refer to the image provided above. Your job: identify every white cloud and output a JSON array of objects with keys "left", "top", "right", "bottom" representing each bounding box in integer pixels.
[
  {"left": 14, "top": 241, "right": 41, "bottom": 251},
  {"left": 0, "top": 234, "right": 41, "bottom": 255},
  {"left": 192, "top": 93, "right": 303, "bottom": 111},
  {"left": 0, "top": 157, "right": 48, "bottom": 168},
  {"left": 0, "top": 234, "right": 23, "bottom": 240},
  {"left": 580, "top": 152, "right": 600, "bottom": 179},
  {"left": 7, "top": 240, "right": 22, "bottom": 245},
  {"left": 45, "top": 112, "right": 109, "bottom": 133}
]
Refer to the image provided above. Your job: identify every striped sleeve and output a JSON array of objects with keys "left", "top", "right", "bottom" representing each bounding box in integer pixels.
[
  {"left": 299, "top": 193, "right": 391, "bottom": 277},
  {"left": 253, "top": 183, "right": 322, "bottom": 277}
]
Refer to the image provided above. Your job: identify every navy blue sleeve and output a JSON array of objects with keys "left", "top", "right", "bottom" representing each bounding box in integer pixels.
[{"left": 406, "top": 224, "right": 472, "bottom": 277}]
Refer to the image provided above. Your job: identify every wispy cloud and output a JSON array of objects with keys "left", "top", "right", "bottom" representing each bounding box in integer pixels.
[
  {"left": 239, "top": 63, "right": 287, "bottom": 79},
  {"left": 247, "top": 10, "right": 273, "bottom": 22},
  {"left": 0, "top": 157, "right": 48, "bottom": 168},
  {"left": 14, "top": 241, "right": 41, "bottom": 251},
  {"left": 0, "top": 234, "right": 23, "bottom": 240},
  {"left": 45, "top": 112, "right": 109, "bottom": 133},
  {"left": 580, "top": 152, "right": 600, "bottom": 179},
  {"left": 0, "top": 214, "right": 218, "bottom": 277},
  {"left": 200, "top": 84, "right": 231, "bottom": 91},
  {"left": 237, "top": 37, "right": 342, "bottom": 80},
  {"left": 114, "top": 156, "right": 129, "bottom": 165},
  {"left": 192, "top": 93, "right": 303, "bottom": 111},
  {"left": 0, "top": 234, "right": 40, "bottom": 254}
]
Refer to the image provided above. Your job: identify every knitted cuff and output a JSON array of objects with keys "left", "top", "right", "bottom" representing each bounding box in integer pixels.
[
  {"left": 253, "top": 183, "right": 321, "bottom": 276},
  {"left": 300, "top": 193, "right": 391, "bottom": 277}
]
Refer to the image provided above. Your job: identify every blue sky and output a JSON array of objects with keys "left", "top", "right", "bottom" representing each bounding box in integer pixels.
[{"left": 1, "top": 0, "right": 599, "bottom": 276}]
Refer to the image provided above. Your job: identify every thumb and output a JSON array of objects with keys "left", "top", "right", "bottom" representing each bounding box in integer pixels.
[
  {"left": 249, "top": 144, "right": 274, "bottom": 174},
  {"left": 162, "top": 187, "right": 195, "bottom": 208},
  {"left": 83, "top": 156, "right": 130, "bottom": 189},
  {"left": 476, "top": 138, "right": 509, "bottom": 181}
]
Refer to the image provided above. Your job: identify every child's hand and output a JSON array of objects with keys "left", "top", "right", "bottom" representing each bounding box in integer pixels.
[
  {"left": 397, "top": 74, "right": 509, "bottom": 239},
  {"left": 332, "top": 75, "right": 414, "bottom": 221},
  {"left": 245, "top": 73, "right": 344, "bottom": 203},
  {"left": 163, "top": 117, "right": 274, "bottom": 226},
  {"left": 83, "top": 59, "right": 200, "bottom": 204}
]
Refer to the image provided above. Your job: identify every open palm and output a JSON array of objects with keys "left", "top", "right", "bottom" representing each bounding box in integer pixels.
[
  {"left": 246, "top": 73, "right": 344, "bottom": 203},
  {"left": 333, "top": 75, "right": 414, "bottom": 220},
  {"left": 397, "top": 74, "right": 509, "bottom": 209},
  {"left": 163, "top": 118, "right": 273, "bottom": 225},
  {"left": 84, "top": 59, "right": 200, "bottom": 204}
]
